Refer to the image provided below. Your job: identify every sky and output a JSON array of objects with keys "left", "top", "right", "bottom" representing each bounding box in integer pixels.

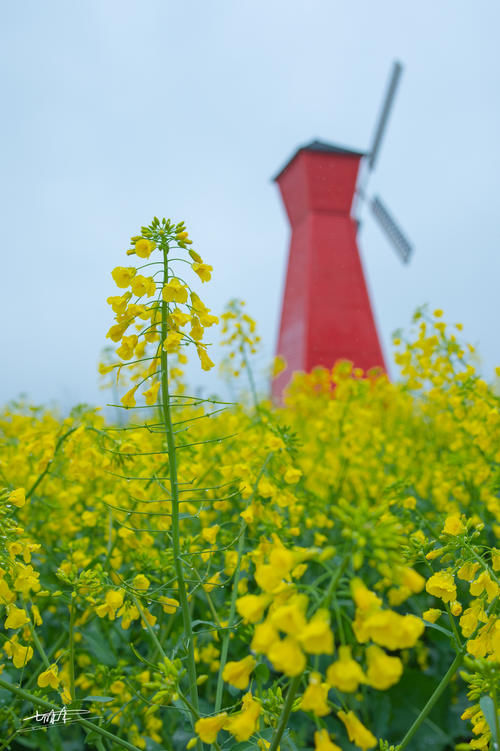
[{"left": 2, "top": 0, "right": 499, "bottom": 409}]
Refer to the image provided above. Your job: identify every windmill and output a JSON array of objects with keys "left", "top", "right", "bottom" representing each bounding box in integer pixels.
[
  {"left": 354, "top": 61, "right": 413, "bottom": 263},
  {"left": 271, "top": 61, "right": 413, "bottom": 401}
]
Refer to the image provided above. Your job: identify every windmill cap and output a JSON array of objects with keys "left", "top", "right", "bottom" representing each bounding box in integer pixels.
[{"left": 273, "top": 139, "right": 365, "bottom": 182}]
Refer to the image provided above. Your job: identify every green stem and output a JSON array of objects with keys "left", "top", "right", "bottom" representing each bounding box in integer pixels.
[
  {"left": 398, "top": 650, "right": 464, "bottom": 750},
  {"left": 268, "top": 674, "right": 301, "bottom": 751},
  {"left": 192, "top": 568, "right": 222, "bottom": 628},
  {"left": 333, "top": 596, "right": 346, "bottom": 645},
  {"left": 493, "top": 685, "right": 500, "bottom": 751},
  {"left": 0, "top": 729, "right": 19, "bottom": 751},
  {"left": 25, "top": 427, "right": 78, "bottom": 501},
  {"left": 445, "top": 603, "right": 463, "bottom": 649},
  {"left": 0, "top": 677, "right": 141, "bottom": 751},
  {"left": 214, "top": 516, "right": 247, "bottom": 712},
  {"left": 24, "top": 602, "right": 50, "bottom": 670},
  {"left": 150, "top": 614, "right": 176, "bottom": 664},
  {"left": 69, "top": 596, "right": 76, "bottom": 701},
  {"left": 241, "top": 342, "right": 259, "bottom": 413},
  {"left": 213, "top": 452, "right": 272, "bottom": 721},
  {"left": 177, "top": 693, "right": 223, "bottom": 751},
  {"left": 24, "top": 630, "right": 66, "bottom": 692},
  {"left": 177, "top": 689, "right": 200, "bottom": 720},
  {"left": 315, "top": 554, "right": 350, "bottom": 614},
  {"left": 132, "top": 595, "right": 168, "bottom": 662},
  {"left": 160, "top": 245, "right": 201, "bottom": 749},
  {"left": 107, "top": 509, "right": 114, "bottom": 555}
]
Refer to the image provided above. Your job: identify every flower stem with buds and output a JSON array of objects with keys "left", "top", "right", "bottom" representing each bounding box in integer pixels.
[{"left": 160, "top": 243, "right": 201, "bottom": 744}]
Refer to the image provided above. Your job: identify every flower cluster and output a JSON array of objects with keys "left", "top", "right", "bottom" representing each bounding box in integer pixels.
[
  {"left": 0, "top": 247, "right": 499, "bottom": 751},
  {"left": 220, "top": 298, "right": 261, "bottom": 378},
  {"left": 105, "top": 218, "right": 218, "bottom": 409}
]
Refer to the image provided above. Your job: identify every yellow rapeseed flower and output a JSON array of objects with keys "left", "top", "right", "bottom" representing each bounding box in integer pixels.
[
  {"left": 5, "top": 640, "right": 34, "bottom": 669},
  {"left": 284, "top": 467, "right": 302, "bottom": 484},
  {"left": 423, "top": 608, "right": 442, "bottom": 623},
  {"left": 225, "top": 692, "right": 261, "bottom": 741},
  {"left": 364, "top": 645, "right": 403, "bottom": 690},
  {"left": 112, "top": 267, "right": 136, "bottom": 288},
  {"left": 38, "top": 664, "right": 59, "bottom": 689},
  {"left": 469, "top": 571, "right": 499, "bottom": 601},
  {"left": 163, "top": 331, "right": 183, "bottom": 353},
  {"left": 134, "top": 238, "right": 156, "bottom": 258},
  {"left": 457, "top": 561, "right": 479, "bottom": 582},
  {"left": 96, "top": 589, "right": 124, "bottom": 620},
  {"left": 298, "top": 609, "right": 334, "bottom": 655},
  {"left": 161, "top": 279, "right": 188, "bottom": 304},
  {"left": 194, "top": 713, "right": 227, "bottom": 744},
  {"left": 121, "top": 386, "right": 138, "bottom": 409},
  {"left": 236, "top": 594, "right": 271, "bottom": 624},
  {"left": 270, "top": 601, "right": 307, "bottom": 636},
  {"left": 133, "top": 574, "right": 150, "bottom": 591},
  {"left": 142, "top": 381, "right": 161, "bottom": 406},
  {"left": 192, "top": 262, "right": 213, "bottom": 283},
  {"left": 267, "top": 636, "right": 305, "bottom": 677},
  {"left": 8, "top": 488, "right": 26, "bottom": 508},
  {"left": 272, "top": 355, "right": 287, "bottom": 378},
  {"left": 314, "top": 729, "right": 342, "bottom": 751},
  {"left": 338, "top": 710, "right": 377, "bottom": 750},
  {"left": 4, "top": 605, "right": 28, "bottom": 630},
  {"left": 326, "top": 646, "right": 365, "bottom": 693},
  {"left": 158, "top": 596, "right": 179, "bottom": 614},
  {"left": 426, "top": 571, "right": 457, "bottom": 603},
  {"left": 222, "top": 655, "right": 256, "bottom": 690},
  {"left": 196, "top": 345, "right": 215, "bottom": 371},
  {"left": 251, "top": 620, "right": 279, "bottom": 653},
  {"left": 299, "top": 672, "right": 330, "bottom": 716},
  {"left": 130, "top": 275, "right": 156, "bottom": 298},
  {"left": 442, "top": 514, "right": 465, "bottom": 535}
]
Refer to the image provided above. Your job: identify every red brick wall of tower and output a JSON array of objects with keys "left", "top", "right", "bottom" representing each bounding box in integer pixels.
[{"left": 272, "top": 147, "right": 386, "bottom": 401}]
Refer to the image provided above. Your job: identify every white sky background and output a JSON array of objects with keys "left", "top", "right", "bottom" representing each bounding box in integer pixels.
[{"left": 2, "top": 0, "right": 499, "bottom": 409}]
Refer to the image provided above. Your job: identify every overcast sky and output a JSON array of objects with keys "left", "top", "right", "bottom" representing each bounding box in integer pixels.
[{"left": 2, "top": 1, "right": 499, "bottom": 409}]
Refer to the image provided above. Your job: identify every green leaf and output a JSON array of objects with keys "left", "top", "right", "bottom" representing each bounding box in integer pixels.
[
  {"left": 191, "top": 619, "right": 219, "bottom": 628},
  {"left": 82, "top": 631, "right": 117, "bottom": 667},
  {"left": 14, "top": 737, "right": 40, "bottom": 749},
  {"left": 479, "top": 696, "right": 499, "bottom": 749},
  {"left": 380, "top": 668, "right": 456, "bottom": 751},
  {"left": 46, "top": 727, "right": 65, "bottom": 751},
  {"left": 254, "top": 663, "right": 270, "bottom": 684},
  {"left": 422, "top": 621, "right": 454, "bottom": 638},
  {"left": 83, "top": 730, "right": 100, "bottom": 743},
  {"left": 283, "top": 733, "right": 300, "bottom": 751},
  {"left": 82, "top": 695, "right": 115, "bottom": 703},
  {"left": 17, "top": 732, "right": 58, "bottom": 751},
  {"left": 145, "top": 738, "right": 168, "bottom": 750}
]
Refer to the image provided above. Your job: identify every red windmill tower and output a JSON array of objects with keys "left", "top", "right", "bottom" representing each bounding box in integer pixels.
[{"left": 272, "top": 62, "right": 413, "bottom": 401}]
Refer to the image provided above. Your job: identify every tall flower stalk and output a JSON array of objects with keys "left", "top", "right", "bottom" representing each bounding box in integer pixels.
[
  {"left": 104, "top": 217, "right": 217, "bottom": 743},
  {"left": 159, "top": 236, "right": 200, "bottom": 726}
]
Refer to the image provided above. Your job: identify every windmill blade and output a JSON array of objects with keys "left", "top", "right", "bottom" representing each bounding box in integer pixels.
[
  {"left": 370, "top": 195, "right": 413, "bottom": 263},
  {"left": 368, "top": 61, "right": 403, "bottom": 172}
]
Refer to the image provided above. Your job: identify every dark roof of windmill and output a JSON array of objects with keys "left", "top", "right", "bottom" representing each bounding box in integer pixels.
[{"left": 272, "top": 139, "right": 365, "bottom": 181}]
